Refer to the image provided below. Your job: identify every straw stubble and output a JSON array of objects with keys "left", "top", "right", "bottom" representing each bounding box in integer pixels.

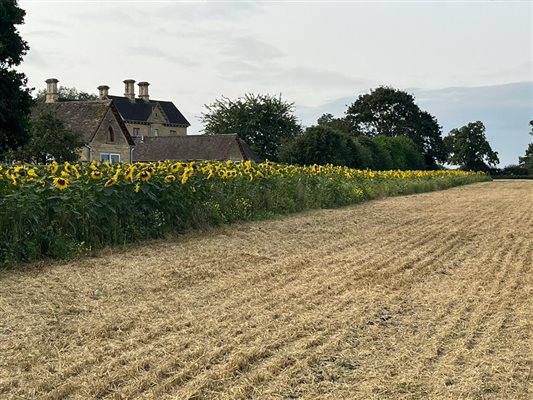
[{"left": 0, "top": 180, "right": 531, "bottom": 399}]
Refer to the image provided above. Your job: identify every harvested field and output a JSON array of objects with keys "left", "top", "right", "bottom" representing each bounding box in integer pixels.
[{"left": 1, "top": 180, "right": 532, "bottom": 399}]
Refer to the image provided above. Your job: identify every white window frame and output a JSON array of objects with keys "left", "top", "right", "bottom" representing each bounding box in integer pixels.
[
  {"left": 133, "top": 127, "right": 140, "bottom": 136},
  {"left": 100, "top": 153, "right": 121, "bottom": 164}
]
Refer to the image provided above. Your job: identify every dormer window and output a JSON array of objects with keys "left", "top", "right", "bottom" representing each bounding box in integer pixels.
[{"left": 108, "top": 127, "right": 115, "bottom": 142}]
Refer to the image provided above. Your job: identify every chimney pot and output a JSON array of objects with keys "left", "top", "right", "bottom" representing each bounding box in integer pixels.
[
  {"left": 45, "top": 78, "right": 59, "bottom": 103},
  {"left": 138, "top": 81, "right": 150, "bottom": 101},
  {"left": 123, "top": 79, "right": 136, "bottom": 101},
  {"left": 97, "top": 85, "right": 110, "bottom": 100}
]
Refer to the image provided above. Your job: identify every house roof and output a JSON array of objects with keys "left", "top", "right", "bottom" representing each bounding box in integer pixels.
[
  {"left": 108, "top": 95, "right": 190, "bottom": 126},
  {"left": 133, "top": 134, "right": 263, "bottom": 163},
  {"left": 32, "top": 101, "right": 135, "bottom": 145}
]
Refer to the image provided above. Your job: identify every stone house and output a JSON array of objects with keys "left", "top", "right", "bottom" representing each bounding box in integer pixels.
[
  {"left": 40, "top": 78, "right": 261, "bottom": 163},
  {"left": 98, "top": 80, "right": 190, "bottom": 138},
  {"left": 39, "top": 79, "right": 135, "bottom": 163}
]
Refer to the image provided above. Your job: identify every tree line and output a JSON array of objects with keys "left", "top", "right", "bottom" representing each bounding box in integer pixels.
[
  {"left": 1, "top": 0, "right": 532, "bottom": 174},
  {"left": 200, "top": 90, "right": 529, "bottom": 173}
]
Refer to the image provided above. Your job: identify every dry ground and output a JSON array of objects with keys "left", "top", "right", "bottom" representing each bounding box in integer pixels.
[{"left": 1, "top": 180, "right": 532, "bottom": 399}]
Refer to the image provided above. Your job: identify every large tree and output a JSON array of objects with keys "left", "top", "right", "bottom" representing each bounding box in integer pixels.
[
  {"left": 444, "top": 121, "right": 499, "bottom": 171},
  {"left": 518, "top": 120, "right": 533, "bottom": 173},
  {"left": 279, "top": 125, "right": 358, "bottom": 167},
  {"left": 345, "top": 86, "right": 446, "bottom": 168},
  {"left": 200, "top": 93, "right": 302, "bottom": 161},
  {"left": 18, "top": 110, "right": 84, "bottom": 164},
  {"left": 0, "top": 0, "right": 33, "bottom": 157}
]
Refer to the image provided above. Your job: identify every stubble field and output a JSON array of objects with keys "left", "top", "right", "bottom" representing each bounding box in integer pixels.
[{"left": 0, "top": 180, "right": 531, "bottom": 399}]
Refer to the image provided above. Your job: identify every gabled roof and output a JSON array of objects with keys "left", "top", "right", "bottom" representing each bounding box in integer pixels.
[
  {"left": 32, "top": 101, "right": 134, "bottom": 145},
  {"left": 108, "top": 95, "right": 190, "bottom": 126},
  {"left": 133, "top": 134, "right": 262, "bottom": 163}
]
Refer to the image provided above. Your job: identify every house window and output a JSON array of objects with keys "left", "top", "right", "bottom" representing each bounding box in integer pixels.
[
  {"left": 100, "top": 153, "right": 121, "bottom": 164},
  {"left": 170, "top": 130, "right": 176, "bottom": 135},
  {"left": 154, "top": 128, "right": 159, "bottom": 137},
  {"left": 108, "top": 127, "right": 115, "bottom": 142},
  {"left": 133, "top": 127, "right": 140, "bottom": 136}
]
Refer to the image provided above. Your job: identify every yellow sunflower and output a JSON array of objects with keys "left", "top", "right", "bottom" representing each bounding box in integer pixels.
[
  {"left": 137, "top": 170, "right": 151, "bottom": 182},
  {"left": 104, "top": 177, "right": 117, "bottom": 188},
  {"left": 47, "top": 162, "right": 59, "bottom": 175},
  {"left": 53, "top": 177, "right": 69, "bottom": 190},
  {"left": 164, "top": 175, "right": 176, "bottom": 184},
  {"left": 90, "top": 170, "right": 103, "bottom": 180}
]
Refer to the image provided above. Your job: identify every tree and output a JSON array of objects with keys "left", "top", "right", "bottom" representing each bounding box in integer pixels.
[
  {"left": 18, "top": 110, "right": 84, "bottom": 163},
  {"left": 373, "top": 135, "right": 424, "bottom": 170},
  {"left": 354, "top": 135, "right": 393, "bottom": 170},
  {"left": 316, "top": 113, "right": 351, "bottom": 133},
  {"left": 344, "top": 86, "right": 445, "bottom": 168},
  {"left": 518, "top": 120, "right": 533, "bottom": 173},
  {"left": 0, "top": 0, "right": 33, "bottom": 157},
  {"left": 200, "top": 93, "right": 302, "bottom": 161},
  {"left": 279, "top": 125, "right": 357, "bottom": 167},
  {"left": 34, "top": 86, "right": 98, "bottom": 102},
  {"left": 444, "top": 121, "right": 499, "bottom": 171}
]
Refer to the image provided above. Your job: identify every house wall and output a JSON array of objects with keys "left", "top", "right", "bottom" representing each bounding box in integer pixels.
[
  {"left": 124, "top": 122, "right": 187, "bottom": 137},
  {"left": 88, "top": 108, "right": 132, "bottom": 163}
]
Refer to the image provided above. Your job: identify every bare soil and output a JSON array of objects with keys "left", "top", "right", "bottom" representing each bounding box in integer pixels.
[{"left": 1, "top": 180, "right": 532, "bottom": 399}]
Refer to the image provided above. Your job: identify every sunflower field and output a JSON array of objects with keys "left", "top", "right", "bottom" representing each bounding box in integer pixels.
[{"left": 0, "top": 160, "right": 489, "bottom": 266}]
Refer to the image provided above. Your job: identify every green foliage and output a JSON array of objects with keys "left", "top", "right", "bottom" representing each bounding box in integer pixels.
[
  {"left": 18, "top": 110, "right": 85, "bottom": 163},
  {"left": 200, "top": 93, "right": 302, "bottom": 161},
  {"left": 279, "top": 126, "right": 424, "bottom": 171},
  {"left": 373, "top": 136, "right": 424, "bottom": 170},
  {"left": 354, "top": 136, "right": 393, "bottom": 170},
  {"left": 444, "top": 121, "right": 499, "bottom": 171},
  {"left": 518, "top": 121, "right": 533, "bottom": 173},
  {"left": 33, "top": 86, "right": 98, "bottom": 102},
  {"left": 345, "top": 86, "right": 445, "bottom": 168},
  {"left": 316, "top": 113, "right": 351, "bottom": 133},
  {"left": 501, "top": 164, "right": 530, "bottom": 176},
  {"left": 0, "top": 0, "right": 32, "bottom": 157},
  {"left": 279, "top": 126, "right": 357, "bottom": 167},
  {"left": 518, "top": 143, "right": 533, "bottom": 173}
]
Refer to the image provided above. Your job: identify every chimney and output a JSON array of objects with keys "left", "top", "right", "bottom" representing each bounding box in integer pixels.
[
  {"left": 138, "top": 81, "right": 150, "bottom": 101},
  {"left": 45, "top": 78, "right": 59, "bottom": 103},
  {"left": 97, "top": 85, "right": 109, "bottom": 100},
  {"left": 123, "top": 79, "right": 135, "bottom": 101}
]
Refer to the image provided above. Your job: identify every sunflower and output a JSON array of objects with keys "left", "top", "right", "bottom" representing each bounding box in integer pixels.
[
  {"left": 90, "top": 170, "right": 103, "bottom": 180},
  {"left": 164, "top": 175, "right": 176, "bottom": 184},
  {"left": 170, "top": 163, "right": 181, "bottom": 173},
  {"left": 47, "top": 162, "right": 59, "bottom": 175},
  {"left": 71, "top": 165, "right": 81, "bottom": 179},
  {"left": 53, "top": 177, "right": 69, "bottom": 190},
  {"left": 104, "top": 177, "right": 117, "bottom": 188},
  {"left": 134, "top": 183, "right": 140, "bottom": 193},
  {"left": 137, "top": 170, "right": 151, "bottom": 182}
]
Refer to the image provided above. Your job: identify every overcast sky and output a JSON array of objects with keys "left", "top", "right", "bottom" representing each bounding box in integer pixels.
[{"left": 18, "top": 0, "right": 533, "bottom": 166}]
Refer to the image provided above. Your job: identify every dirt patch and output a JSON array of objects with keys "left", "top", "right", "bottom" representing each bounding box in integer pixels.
[{"left": 1, "top": 180, "right": 532, "bottom": 399}]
